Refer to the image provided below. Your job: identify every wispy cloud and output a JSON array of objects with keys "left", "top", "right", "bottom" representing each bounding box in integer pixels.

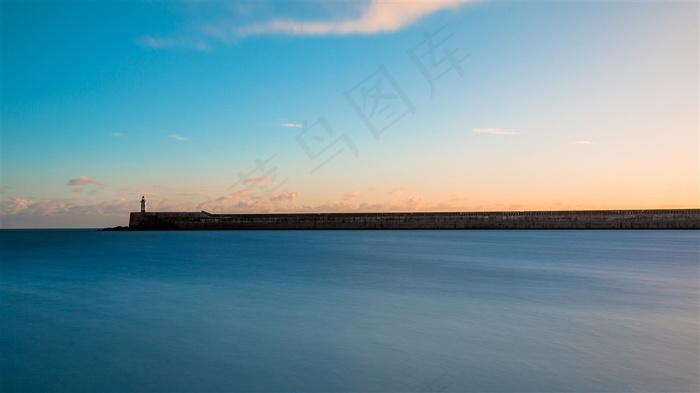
[
  {"left": 168, "top": 134, "right": 191, "bottom": 141},
  {"left": 1, "top": 196, "right": 191, "bottom": 219},
  {"left": 570, "top": 140, "right": 595, "bottom": 145},
  {"left": 67, "top": 176, "right": 104, "bottom": 188},
  {"left": 110, "top": 132, "right": 124, "bottom": 138},
  {"left": 343, "top": 188, "right": 379, "bottom": 201},
  {"left": 305, "top": 195, "right": 460, "bottom": 213},
  {"left": 196, "top": 189, "right": 290, "bottom": 212},
  {"left": 270, "top": 191, "right": 300, "bottom": 202},
  {"left": 233, "top": 1, "right": 468, "bottom": 38},
  {"left": 244, "top": 176, "right": 269, "bottom": 184},
  {"left": 194, "top": 191, "right": 449, "bottom": 214},
  {"left": 142, "top": 1, "right": 472, "bottom": 50},
  {"left": 388, "top": 186, "right": 412, "bottom": 196},
  {"left": 196, "top": 191, "right": 250, "bottom": 211},
  {"left": 473, "top": 128, "right": 521, "bottom": 136},
  {"left": 1, "top": 197, "right": 70, "bottom": 216},
  {"left": 280, "top": 122, "right": 304, "bottom": 128},
  {"left": 137, "top": 35, "right": 210, "bottom": 52},
  {"left": 343, "top": 191, "right": 363, "bottom": 201}
]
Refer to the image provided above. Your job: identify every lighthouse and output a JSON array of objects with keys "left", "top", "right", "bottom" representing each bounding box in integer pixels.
[{"left": 141, "top": 196, "right": 146, "bottom": 213}]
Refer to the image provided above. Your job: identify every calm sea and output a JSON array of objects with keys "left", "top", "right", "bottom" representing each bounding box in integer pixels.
[{"left": 1, "top": 230, "right": 698, "bottom": 392}]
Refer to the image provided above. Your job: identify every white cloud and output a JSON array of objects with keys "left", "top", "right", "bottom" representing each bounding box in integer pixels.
[
  {"left": 473, "top": 128, "right": 521, "bottom": 136},
  {"left": 233, "top": 1, "right": 469, "bottom": 38},
  {"left": 168, "top": 134, "right": 191, "bottom": 141},
  {"left": 110, "top": 132, "right": 124, "bottom": 137},
  {"left": 281, "top": 123, "right": 304, "bottom": 128}
]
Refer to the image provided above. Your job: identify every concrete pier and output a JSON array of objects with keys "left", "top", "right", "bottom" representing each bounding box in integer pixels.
[{"left": 128, "top": 209, "right": 700, "bottom": 230}]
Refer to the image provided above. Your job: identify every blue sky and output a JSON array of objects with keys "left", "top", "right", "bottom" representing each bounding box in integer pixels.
[{"left": 2, "top": 1, "right": 698, "bottom": 227}]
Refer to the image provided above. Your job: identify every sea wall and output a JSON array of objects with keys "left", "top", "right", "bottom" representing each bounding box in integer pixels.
[{"left": 128, "top": 209, "right": 700, "bottom": 230}]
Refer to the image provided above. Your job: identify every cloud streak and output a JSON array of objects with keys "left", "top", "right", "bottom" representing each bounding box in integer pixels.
[
  {"left": 168, "top": 134, "right": 191, "bottom": 141},
  {"left": 232, "top": 1, "right": 467, "bottom": 38},
  {"left": 281, "top": 123, "right": 304, "bottom": 128},
  {"left": 234, "top": 0, "right": 464, "bottom": 37},
  {"left": 142, "top": 1, "right": 472, "bottom": 49},
  {"left": 67, "top": 176, "right": 104, "bottom": 188}
]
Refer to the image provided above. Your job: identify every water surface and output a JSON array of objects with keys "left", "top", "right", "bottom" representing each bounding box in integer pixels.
[{"left": 1, "top": 230, "right": 698, "bottom": 392}]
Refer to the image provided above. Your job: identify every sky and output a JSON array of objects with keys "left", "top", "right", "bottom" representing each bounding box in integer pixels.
[{"left": 1, "top": 0, "right": 698, "bottom": 228}]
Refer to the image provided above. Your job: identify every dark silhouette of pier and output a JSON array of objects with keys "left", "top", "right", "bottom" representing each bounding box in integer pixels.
[{"left": 126, "top": 209, "right": 700, "bottom": 230}]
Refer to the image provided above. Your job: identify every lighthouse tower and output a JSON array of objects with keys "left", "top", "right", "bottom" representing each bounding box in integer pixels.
[{"left": 141, "top": 196, "right": 146, "bottom": 213}]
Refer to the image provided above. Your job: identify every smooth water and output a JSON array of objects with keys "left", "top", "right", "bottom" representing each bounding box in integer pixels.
[{"left": 1, "top": 230, "right": 698, "bottom": 392}]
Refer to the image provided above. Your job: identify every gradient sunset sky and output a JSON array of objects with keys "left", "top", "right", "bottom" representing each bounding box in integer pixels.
[{"left": 2, "top": 1, "right": 698, "bottom": 228}]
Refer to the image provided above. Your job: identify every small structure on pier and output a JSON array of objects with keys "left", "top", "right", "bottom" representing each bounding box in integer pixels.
[{"left": 141, "top": 196, "right": 146, "bottom": 213}]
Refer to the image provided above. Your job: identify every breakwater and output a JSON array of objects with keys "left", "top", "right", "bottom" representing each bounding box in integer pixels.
[{"left": 127, "top": 209, "right": 700, "bottom": 230}]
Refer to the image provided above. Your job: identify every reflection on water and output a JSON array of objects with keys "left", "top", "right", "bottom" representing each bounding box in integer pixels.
[{"left": 1, "top": 230, "right": 698, "bottom": 392}]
